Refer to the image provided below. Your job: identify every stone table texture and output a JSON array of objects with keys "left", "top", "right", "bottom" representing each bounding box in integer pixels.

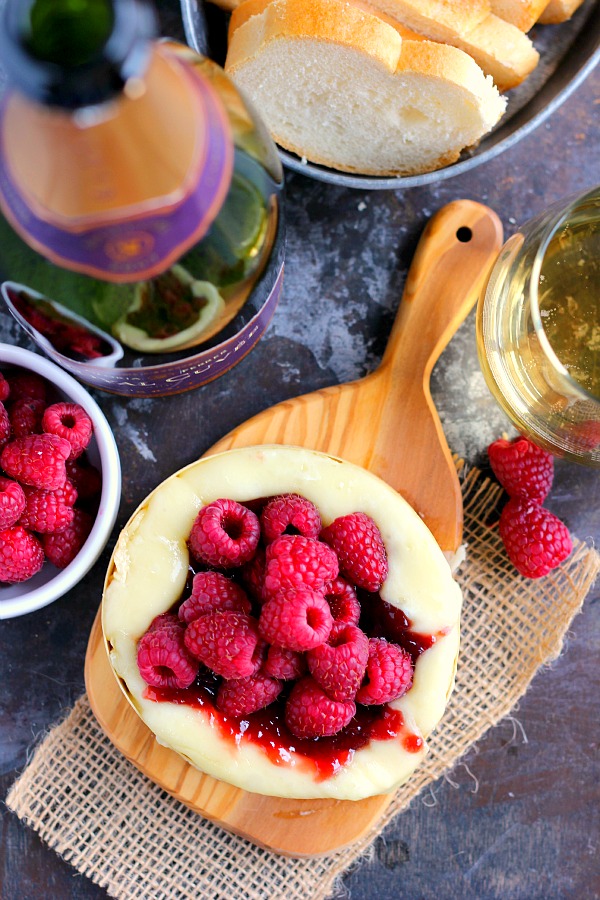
[{"left": 0, "top": 2, "right": 599, "bottom": 899}]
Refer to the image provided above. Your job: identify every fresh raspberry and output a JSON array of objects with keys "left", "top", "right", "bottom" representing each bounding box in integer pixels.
[
  {"left": 20, "top": 489, "right": 75, "bottom": 533},
  {"left": 7, "top": 371, "right": 46, "bottom": 404},
  {"left": 147, "top": 613, "right": 182, "bottom": 634},
  {"left": 0, "top": 374, "right": 10, "bottom": 403},
  {"left": 42, "top": 508, "right": 93, "bottom": 568},
  {"left": 576, "top": 419, "right": 600, "bottom": 452},
  {"left": 260, "top": 493, "right": 322, "bottom": 543},
  {"left": 54, "top": 478, "right": 78, "bottom": 507},
  {"left": 240, "top": 546, "right": 267, "bottom": 604},
  {"left": 262, "top": 645, "right": 306, "bottom": 680},
  {"left": 307, "top": 623, "right": 369, "bottom": 701},
  {"left": 0, "top": 525, "right": 44, "bottom": 583},
  {"left": 65, "top": 458, "right": 101, "bottom": 501},
  {"left": 488, "top": 435, "right": 554, "bottom": 503},
  {"left": 259, "top": 587, "right": 333, "bottom": 651},
  {"left": 498, "top": 497, "right": 572, "bottom": 579},
  {"left": 324, "top": 577, "right": 361, "bottom": 627},
  {"left": 189, "top": 498, "right": 260, "bottom": 568},
  {"left": 320, "top": 512, "right": 388, "bottom": 592},
  {"left": 0, "top": 477, "right": 26, "bottom": 529},
  {"left": 285, "top": 676, "right": 356, "bottom": 739},
  {"left": 42, "top": 402, "right": 93, "bottom": 458},
  {"left": 1, "top": 433, "right": 71, "bottom": 490},
  {"left": 0, "top": 402, "right": 10, "bottom": 447},
  {"left": 356, "top": 638, "right": 413, "bottom": 705},
  {"left": 9, "top": 397, "right": 45, "bottom": 438},
  {"left": 137, "top": 625, "right": 198, "bottom": 689},
  {"left": 263, "top": 535, "right": 339, "bottom": 597},
  {"left": 178, "top": 571, "right": 252, "bottom": 624},
  {"left": 184, "top": 610, "right": 263, "bottom": 679},
  {"left": 216, "top": 672, "right": 283, "bottom": 717}
]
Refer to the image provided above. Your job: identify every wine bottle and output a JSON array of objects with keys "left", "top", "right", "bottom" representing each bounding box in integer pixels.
[{"left": 0, "top": 0, "right": 284, "bottom": 391}]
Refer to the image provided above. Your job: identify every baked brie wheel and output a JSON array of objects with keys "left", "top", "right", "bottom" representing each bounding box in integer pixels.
[{"left": 103, "top": 445, "right": 461, "bottom": 800}]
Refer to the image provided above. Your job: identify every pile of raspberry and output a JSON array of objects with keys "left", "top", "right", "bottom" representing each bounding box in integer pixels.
[
  {"left": 137, "top": 493, "right": 415, "bottom": 740},
  {"left": 488, "top": 435, "right": 572, "bottom": 579},
  {"left": 0, "top": 367, "right": 101, "bottom": 584}
]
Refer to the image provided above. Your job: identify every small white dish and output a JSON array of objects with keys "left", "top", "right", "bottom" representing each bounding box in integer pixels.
[{"left": 0, "top": 343, "right": 121, "bottom": 619}]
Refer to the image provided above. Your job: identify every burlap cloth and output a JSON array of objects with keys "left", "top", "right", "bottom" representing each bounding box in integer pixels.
[{"left": 6, "top": 466, "right": 600, "bottom": 900}]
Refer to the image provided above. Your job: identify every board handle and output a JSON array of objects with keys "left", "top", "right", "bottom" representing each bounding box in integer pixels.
[{"left": 381, "top": 200, "right": 503, "bottom": 380}]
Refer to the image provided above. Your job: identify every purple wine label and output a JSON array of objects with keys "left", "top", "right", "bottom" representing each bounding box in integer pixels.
[{"left": 0, "top": 51, "right": 234, "bottom": 283}]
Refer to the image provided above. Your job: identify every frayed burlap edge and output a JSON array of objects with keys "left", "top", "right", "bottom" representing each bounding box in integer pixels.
[{"left": 6, "top": 467, "right": 600, "bottom": 900}]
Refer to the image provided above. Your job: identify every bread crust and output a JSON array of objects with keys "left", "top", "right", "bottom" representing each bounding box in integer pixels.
[
  {"left": 357, "top": 0, "right": 539, "bottom": 89},
  {"left": 490, "top": 0, "right": 551, "bottom": 31},
  {"left": 538, "top": 0, "right": 585, "bottom": 23}
]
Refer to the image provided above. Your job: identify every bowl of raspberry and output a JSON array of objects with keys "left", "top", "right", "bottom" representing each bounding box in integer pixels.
[{"left": 0, "top": 343, "right": 121, "bottom": 619}]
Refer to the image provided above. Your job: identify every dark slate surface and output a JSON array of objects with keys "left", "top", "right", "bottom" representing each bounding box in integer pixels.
[{"left": 0, "top": 2, "right": 599, "bottom": 898}]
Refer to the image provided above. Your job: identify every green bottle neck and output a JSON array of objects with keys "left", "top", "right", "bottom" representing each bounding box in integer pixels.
[{"left": 0, "top": 0, "right": 158, "bottom": 109}]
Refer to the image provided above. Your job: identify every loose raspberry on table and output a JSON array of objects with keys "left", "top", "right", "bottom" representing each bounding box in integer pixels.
[
  {"left": 320, "top": 512, "right": 388, "bottom": 592},
  {"left": 42, "top": 402, "right": 93, "bottom": 458},
  {"left": 216, "top": 672, "right": 283, "bottom": 717},
  {"left": 9, "top": 397, "right": 44, "bottom": 438},
  {"left": 260, "top": 493, "right": 322, "bottom": 543},
  {"left": 263, "top": 534, "right": 339, "bottom": 597},
  {"left": 1, "top": 432, "right": 71, "bottom": 490},
  {"left": 0, "top": 402, "right": 10, "bottom": 447},
  {"left": 0, "top": 477, "right": 26, "bottom": 529},
  {"left": 20, "top": 488, "right": 75, "bottom": 534},
  {"left": 498, "top": 497, "right": 572, "bottom": 579},
  {"left": 307, "top": 623, "right": 369, "bottom": 701},
  {"left": 488, "top": 435, "right": 554, "bottom": 503},
  {"left": 42, "top": 508, "right": 93, "bottom": 568},
  {"left": 285, "top": 676, "right": 356, "bottom": 739},
  {"left": 259, "top": 586, "right": 333, "bottom": 651},
  {"left": 0, "top": 525, "right": 44, "bottom": 583},
  {"left": 178, "top": 571, "right": 252, "bottom": 624},
  {"left": 7, "top": 371, "right": 46, "bottom": 404},
  {"left": 184, "top": 610, "right": 263, "bottom": 679},
  {"left": 137, "top": 625, "right": 198, "bottom": 690},
  {"left": 189, "top": 498, "right": 260, "bottom": 568},
  {"left": 65, "top": 458, "right": 101, "bottom": 501},
  {"left": 356, "top": 638, "right": 414, "bottom": 705},
  {"left": 262, "top": 645, "right": 306, "bottom": 680},
  {"left": 324, "top": 576, "right": 361, "bottom": 627}
]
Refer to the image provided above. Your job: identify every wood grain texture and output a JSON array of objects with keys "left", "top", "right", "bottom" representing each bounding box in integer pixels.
[
  {"left": 86, "top": 200, "right": 503, "bottom": 856},
  {"left": 207, "top": 200, "right": 504, "bottom": 553}
]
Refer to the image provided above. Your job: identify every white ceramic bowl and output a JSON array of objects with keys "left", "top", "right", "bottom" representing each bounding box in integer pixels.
[{"left": 0, "top": 343, "right": 121, "bottom": 619}]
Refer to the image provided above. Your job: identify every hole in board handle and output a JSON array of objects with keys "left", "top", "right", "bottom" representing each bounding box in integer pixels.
[{"left": 456, "top": 227, "right": 472, "bottom": 243}]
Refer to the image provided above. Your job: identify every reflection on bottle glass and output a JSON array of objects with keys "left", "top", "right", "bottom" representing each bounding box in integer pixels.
[{"left": 0, "top": 0, "right": 283, "bottom": 362}]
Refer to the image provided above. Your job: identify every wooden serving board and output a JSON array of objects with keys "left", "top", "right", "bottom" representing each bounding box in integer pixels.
[{"left": 86, "top": 200, "right": 503, "bottom": 856}]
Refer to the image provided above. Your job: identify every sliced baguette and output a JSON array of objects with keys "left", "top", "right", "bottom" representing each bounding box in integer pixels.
[
  {"left": 355, "top": 0, "right": 539, "bottom": 89},
  {"left": 490, "top": 0, "right": 550, "bottom": 31},
  {"left": 225, "top": 0, "right": 506, "bottom": 176},
  {"left": 538, "top": 0, "right": 586, "bottom": 23}
]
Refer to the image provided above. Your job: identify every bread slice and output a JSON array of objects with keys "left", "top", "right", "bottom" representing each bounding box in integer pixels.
[
  {"left": 348, "top": 0, "right": 539, "bottom": 89},
  {"left": 490, "top": 0, "right": 550, "bottom": 31},
  {"left": 225, "top": 0, "right": 506, "bottom": 176},
  {"left": 538, "top": 0, "right": 586, "bottom": 23}
]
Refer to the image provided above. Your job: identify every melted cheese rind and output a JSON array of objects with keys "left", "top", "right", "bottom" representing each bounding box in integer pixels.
[{"left": 103, "top": 444, "right": 462, "bottom": 800}]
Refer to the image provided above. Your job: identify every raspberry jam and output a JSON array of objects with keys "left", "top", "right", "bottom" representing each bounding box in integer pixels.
[
  {"left": 359, "top": 592, "right": 447, "bottom": 663},
  {"left": 142, "top": 568, "right": 437, "bottom": 779},
  {"left": 144, "top": 675, "right": 421, "bottom": 780}
]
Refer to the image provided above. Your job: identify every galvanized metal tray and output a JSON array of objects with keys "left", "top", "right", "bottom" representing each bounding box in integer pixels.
[{"left": 180, "top": 0, "right": 600, "bottom": 190}]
